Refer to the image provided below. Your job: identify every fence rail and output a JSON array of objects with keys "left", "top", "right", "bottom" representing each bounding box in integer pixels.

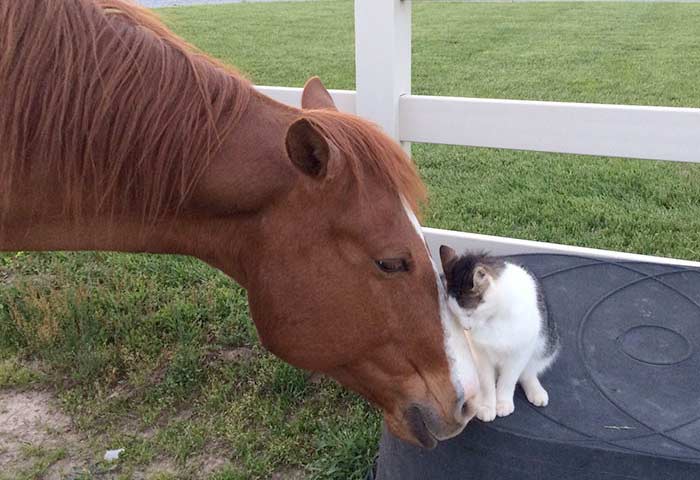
[
  {"left": 400, "top": 95, "right": 700, "bottom": 163},
  {"left": 257, "top": 87, "right": 700, "bottom": 163}
]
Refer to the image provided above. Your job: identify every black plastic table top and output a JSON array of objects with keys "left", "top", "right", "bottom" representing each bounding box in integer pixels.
[{"left": 374, "top": 254, "right": 700, "bottom": 480}]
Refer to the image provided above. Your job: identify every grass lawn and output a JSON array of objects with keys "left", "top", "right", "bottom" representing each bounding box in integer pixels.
[{"left": 2, "top": 1, "right": 700, "bottom": 478}]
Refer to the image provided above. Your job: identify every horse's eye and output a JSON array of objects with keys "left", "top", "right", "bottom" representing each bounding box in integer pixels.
[{"left": 375, "top": 258, "right": 410, "bottom": 274}]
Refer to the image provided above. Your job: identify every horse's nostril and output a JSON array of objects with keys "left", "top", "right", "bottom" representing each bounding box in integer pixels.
[
  {"left": 464, "top": 381, "right": 479, "bottom": 404},
  {"left": 455, "top": 384, "right": 478, "bottom": 422},
  {"left": 455, "top": 388, "right": 465, "bottom": 408}
]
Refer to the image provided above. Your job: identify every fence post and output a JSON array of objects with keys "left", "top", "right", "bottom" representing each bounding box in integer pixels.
[{"left": 354, "top": 0, "right": 412, "bottom": 153}]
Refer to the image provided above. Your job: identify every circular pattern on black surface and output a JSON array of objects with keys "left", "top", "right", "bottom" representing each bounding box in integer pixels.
[{"left": 618, "top": 325, "right": 693, "bottom": 366}]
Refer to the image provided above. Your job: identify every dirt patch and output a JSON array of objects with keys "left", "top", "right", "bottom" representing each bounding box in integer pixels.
[
  {"left": 218, "top": 346, "right": 256, "bottom": 363},
  {"left": 0, "top": 389, "right": 84, "bottom": 477},
  {"left": 197, "top": 452, "right": 230, "bottom": 476},
  {"left": 306, "top": 372, "right": 325, "bottom": 385},
  {"left": 0, "top": 389, "right": 71, "bottom": 456},
  {"left": 0, "top": 269, "right": 14, "bottom": 286},
  {"left": 135, "top": 454, "right": 231, "bottom": 479},
  {"left": 0, "top": 389, "right": 247, "bottom": 479},
  {"left": 137, "top": 458, "right": 178, "bottom": 479},
  {"left": 270, "top": 467, "right": 307, "bottom": 480}
]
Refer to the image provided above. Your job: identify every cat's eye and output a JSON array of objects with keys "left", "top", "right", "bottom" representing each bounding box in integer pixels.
[{"left": 375, "top": 258, "right": 410, "bottom": 274}]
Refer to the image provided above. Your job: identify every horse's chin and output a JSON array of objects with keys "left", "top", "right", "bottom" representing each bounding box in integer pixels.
[
  {"left": 389, "top": 402, "right": 472, "bottom": 449},
  {"left": 385, "top": 405, "right": 441, "bottom": 449}
]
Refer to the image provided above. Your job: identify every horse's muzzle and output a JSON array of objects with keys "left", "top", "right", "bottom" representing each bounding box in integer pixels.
[{"left": 404, "top": 401, "right": 473, "bottom": 449}]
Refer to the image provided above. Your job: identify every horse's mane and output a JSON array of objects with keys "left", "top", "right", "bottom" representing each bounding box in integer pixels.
[
  {"left": 0, "top": 0, "right": 425, "bottom": 224},
  {"left": 0, "top": 0, "right": 251, "bottom": 221},
  {"left": 301, "top": 110, "right": 427, "bottom": 215}
]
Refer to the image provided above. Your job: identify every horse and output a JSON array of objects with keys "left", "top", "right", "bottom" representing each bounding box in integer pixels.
[{"left": 0, "top": 0, "right": 478, "bottom": 448}]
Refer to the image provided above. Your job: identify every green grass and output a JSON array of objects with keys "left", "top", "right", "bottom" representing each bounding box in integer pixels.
[
  {"left": 2, "top": 1, "right": 700, "bottom": 478},
  {"left": 0, "top": 357, "right": 44, "bottom": 388}
]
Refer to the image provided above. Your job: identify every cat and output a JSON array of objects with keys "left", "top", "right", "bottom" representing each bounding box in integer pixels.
[{"left": 439, "top": 246, "right": 559, "bottom": 422}]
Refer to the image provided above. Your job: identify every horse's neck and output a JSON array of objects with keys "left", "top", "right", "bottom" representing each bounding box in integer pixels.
[{"left": 0, "top": 92, "right": 299, "bottom": 286}]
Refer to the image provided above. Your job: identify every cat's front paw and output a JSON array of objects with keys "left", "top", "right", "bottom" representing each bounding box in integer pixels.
[
  {"left": 496, "top": 400, "right": 514, "bottom": 417},
  {"left": 526, "top": 387, "right": 549, "bottom": 407},
  {"left": 476, "top": 405, "right": 496, "bottom": 422}
]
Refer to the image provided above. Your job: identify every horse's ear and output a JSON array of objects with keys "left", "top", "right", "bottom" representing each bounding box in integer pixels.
[
  {"left": 285, "top": 118, "right": 338, "bottom": 180},
  {"left": 439, "top": 245, "right": 457, "bottom": 271},
  {"left": 301, "top": 76, "right": 337, "bottom": 111}
]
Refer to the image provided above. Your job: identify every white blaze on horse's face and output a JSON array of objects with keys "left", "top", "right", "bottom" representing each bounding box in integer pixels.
[{"left": 401, "top": 199, "right": 480, "bottom": 423}]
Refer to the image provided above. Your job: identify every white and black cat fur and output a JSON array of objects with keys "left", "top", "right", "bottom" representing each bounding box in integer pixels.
[{"left": 439, "top": 246, "right": 559, "bottom": 422}]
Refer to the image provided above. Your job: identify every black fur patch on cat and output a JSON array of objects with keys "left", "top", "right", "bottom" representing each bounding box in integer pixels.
[
  {"left": 504, "top": 259, "right": 560, "bottom": 358},
  {"left": 532, "top": 272, "right": 560, "bottom": 358},
  {"left": 441, "top": 251, "right": 505, "bottom": 310}
]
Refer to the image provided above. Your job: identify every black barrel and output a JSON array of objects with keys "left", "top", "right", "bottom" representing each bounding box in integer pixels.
[{"left": 375, "top": 254, "right": 700, "bottom": 480}]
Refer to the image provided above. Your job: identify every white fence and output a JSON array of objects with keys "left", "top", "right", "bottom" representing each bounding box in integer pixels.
[{"left": 258, "top": 0, "right": 700, "bottom": 268}]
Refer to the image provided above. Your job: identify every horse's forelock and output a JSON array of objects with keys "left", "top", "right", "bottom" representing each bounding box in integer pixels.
[{"left": 299, "top": 110, "right": 427, "bottom": 218}]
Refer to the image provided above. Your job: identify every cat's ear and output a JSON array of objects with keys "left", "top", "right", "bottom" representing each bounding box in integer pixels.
[
  {"left": 473, "top": 265, "right": 491, "bottom": 292},
  {"left": 439, "top": 245, "right": 457, "bottom": 270}
]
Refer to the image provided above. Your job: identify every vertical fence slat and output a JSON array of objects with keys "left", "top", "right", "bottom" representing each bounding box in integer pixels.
[{"left": 354, "top": 0, "right": 412, "bottom": 151}]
